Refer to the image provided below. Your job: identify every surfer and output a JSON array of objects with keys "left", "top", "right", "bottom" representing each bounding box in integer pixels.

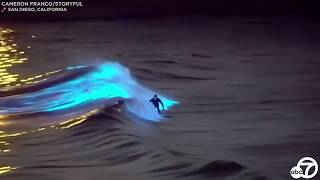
[
  {"left": 113, "top": 100, "right": 125, "bottom": 112},
  {"left": 149, "top": 94, "right": 164, "bottom": 114},
  {"left": 103, "top": 100, "right": 125, "bottom": 113}
]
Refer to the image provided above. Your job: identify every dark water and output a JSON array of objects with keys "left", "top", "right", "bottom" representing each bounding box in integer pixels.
[{"left": 1, "top": 16, "right": 320, "bottom": 180}]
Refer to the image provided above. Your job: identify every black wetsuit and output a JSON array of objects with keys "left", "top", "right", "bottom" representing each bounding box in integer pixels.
[{"left": 150, "top": 98, "right": 164, "bottom": 113}]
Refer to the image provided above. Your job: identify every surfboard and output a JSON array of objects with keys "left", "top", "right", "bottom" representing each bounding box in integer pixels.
[{"left": 161, "top": 115, "right": 173, "bottom": 118}]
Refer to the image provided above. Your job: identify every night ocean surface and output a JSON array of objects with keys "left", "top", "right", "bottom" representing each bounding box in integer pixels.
[{"left": 1, "top": 16, "right": 320, "bottom": 180}]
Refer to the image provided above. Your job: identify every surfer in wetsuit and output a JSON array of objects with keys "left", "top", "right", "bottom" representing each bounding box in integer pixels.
[
  {"left": 150, "top": 94, "right": 164, "bottom": 114},
  {"left": 103, "top": 100, "right": 125, "bottom": 113},
  {"left": 113, "top": 100, "right": 125, "bottom": 112}
]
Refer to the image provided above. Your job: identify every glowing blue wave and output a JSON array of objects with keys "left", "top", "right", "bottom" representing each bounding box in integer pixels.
[{"left": 0, "top": 62, "right": 178, "bottom": 121}]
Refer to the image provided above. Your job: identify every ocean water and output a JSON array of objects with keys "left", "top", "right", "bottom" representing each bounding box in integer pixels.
[{"left": 1, "top": 16, "right": 320, "bottom": 180}]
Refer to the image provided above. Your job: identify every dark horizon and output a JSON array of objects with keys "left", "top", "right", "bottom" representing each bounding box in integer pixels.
[{"left": 1, "top": 0, "right": 319, "bottom": 21}]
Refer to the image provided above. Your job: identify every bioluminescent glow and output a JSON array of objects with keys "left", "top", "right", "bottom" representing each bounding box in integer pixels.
[
  {"left": 66, "top": 65, "right": 87, "bottom": 70},
  {"left": 0, "top": 27, "right": 178, "bottom": 122},
  {"left": 0, "top": 62, "right": 178, "bottom": 121}
]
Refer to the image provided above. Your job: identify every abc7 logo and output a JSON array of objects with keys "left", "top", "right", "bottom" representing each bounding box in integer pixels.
[{"left": 290, "top": 157, "right": 318, "bottom": 179}]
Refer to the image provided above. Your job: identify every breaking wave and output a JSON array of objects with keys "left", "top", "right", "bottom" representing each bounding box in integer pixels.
[{"left": 0, "top": 62, "right": 178, "bottom": 122}]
